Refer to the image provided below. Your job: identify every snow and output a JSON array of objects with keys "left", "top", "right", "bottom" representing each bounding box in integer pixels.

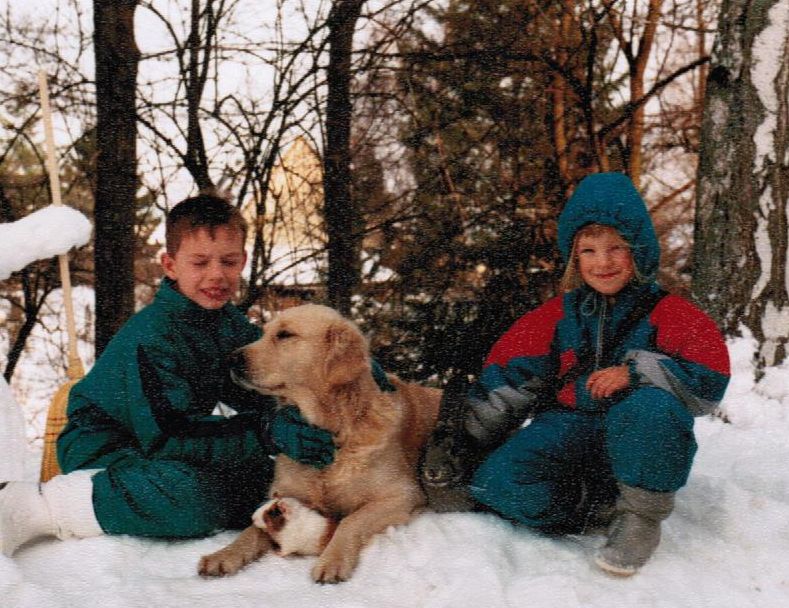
[
  {"left": 0, "top": 206, "right": 91, "bottom": 282},
  {"left": 0, "top": 329, "right": 786, "bottom": 607},
  {"left": 760, "top": 301, "right": 789, "bottom": 367},
  {"left": 1, "top": 206, "right": 91, "bottom": 480},
  {"left": 4, "top": 285, "right": 95, "bottom": 451},
  {"left": 0, "top": 377, "right": 25, "bottom": 481}
]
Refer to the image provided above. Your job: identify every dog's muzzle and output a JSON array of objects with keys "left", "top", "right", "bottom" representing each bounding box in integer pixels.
[{"left": 228, "top": 350, "right": 258, "bottom": 391}]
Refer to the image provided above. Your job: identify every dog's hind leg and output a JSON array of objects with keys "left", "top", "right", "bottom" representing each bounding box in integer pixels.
[{"left": 198, "top": 525, "right": 274, "bottom": 577}]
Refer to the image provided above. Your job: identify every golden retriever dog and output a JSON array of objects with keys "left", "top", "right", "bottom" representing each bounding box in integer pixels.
[{"left": 198, "top": 304, "right": 441, "bottom": 583}]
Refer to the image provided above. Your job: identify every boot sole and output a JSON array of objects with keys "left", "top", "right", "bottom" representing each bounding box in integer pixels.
[{"left": 594, "top": 553, "right": 638, "bottom": 577}]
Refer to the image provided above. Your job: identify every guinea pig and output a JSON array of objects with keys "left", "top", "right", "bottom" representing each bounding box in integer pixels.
[{"left": 251, "top": 496, "right": 337, "bottom": 556}]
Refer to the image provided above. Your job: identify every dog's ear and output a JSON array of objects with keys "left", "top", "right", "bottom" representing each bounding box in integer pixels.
[{"left": 324, "top": 320, "right": 369, "bottom": 387}]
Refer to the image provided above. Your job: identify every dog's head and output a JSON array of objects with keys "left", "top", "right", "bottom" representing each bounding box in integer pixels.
[{"left": 230, "top": 304, "right": 371, "bottom": 427}]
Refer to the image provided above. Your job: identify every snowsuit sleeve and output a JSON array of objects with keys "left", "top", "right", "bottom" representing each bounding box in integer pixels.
[
  {"left": 465, "top": 297, "right": 563, "bottom": 446},
  {"left": 57, "top": 398, "right": 143, "bottom": 472},
  {"left": 58, "top": 299, "right": 276, "bottom": 473},
  {"left": 623, "top": 295, "right": 730, "bottom": 416},
  {"left": 58, "top": 343, "right": 274, "bottom": 474},
  {"left": 133, "top": 340, "right": 278, "bottom": 464}
]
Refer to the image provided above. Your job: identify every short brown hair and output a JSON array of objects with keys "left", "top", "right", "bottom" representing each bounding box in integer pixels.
[
  {"left": 165, "top": 193, "right": 247, "bottom": 255},
  {"left": 560, "top": 223, "right": 644, "bottom": 292}
]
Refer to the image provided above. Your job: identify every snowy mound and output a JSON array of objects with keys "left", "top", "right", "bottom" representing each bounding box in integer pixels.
[
  {"left": 2, "top": 335, "right": 788, "bottom": 607},
  {"left": 0, "top": 206, "right": 91, "bottom": 280}
]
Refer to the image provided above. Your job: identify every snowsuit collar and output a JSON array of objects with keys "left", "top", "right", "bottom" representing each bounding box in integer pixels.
[
  {"left": 574, "top": 280, "right": 662, "bottom": 318},
  {"left": 568, "top": 280, "right": 666, "bottom": 382},
  {"left": 155, "top": 277, "right": 227, "bottom": 324},
  {"left": 558, "top": 172, "right": 660, "bottom": 281}
]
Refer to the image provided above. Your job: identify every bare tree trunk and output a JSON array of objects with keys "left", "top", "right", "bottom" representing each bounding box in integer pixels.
[
  {"left": 695, "top": 0, "right": 709, "bottom": 125},
  {"left": 603, "top": 0, "right": 663, "bottom": 187},
  {"left": 324, "top": 0, "right": 365, "bottom": 315},
  {"left": 627, "top": 0, "right": 662, "bottom": 188},
  {"left": 94, "top": 0, "right": 139, "bottom": 355},
  {"left": 552, "top": 1, "right": 573, "bottom": 187},
  {"left": 185, "top": 0, "right": 215, "bottom": 191},
  {"left": 694, "top": 0, "right": 789, "bottom": 372}
]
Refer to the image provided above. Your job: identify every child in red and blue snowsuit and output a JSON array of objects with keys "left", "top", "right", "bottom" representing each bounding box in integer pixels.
[{"left": 465, "top": 173, "right": 730, "bottom": 575}]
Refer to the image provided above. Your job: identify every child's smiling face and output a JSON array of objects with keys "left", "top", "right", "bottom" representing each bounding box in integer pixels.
[
  {"left": 161, "top": 225, "right": 246, "bottom": 309},
  {"left": 576, "top": 227, "right": 635, "bottom": 296}
]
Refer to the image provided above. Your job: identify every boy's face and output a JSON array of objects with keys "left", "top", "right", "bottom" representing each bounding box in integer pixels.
[
  {"left": 576, "top": 228, "right": 635, "bottom": 296},
  {"left": 161, "top": 225, "right": 246, "bottom": 309}
]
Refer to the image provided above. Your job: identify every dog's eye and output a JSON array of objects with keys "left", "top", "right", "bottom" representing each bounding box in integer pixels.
[{"left": 275, "top": 329, "right": 295, "bottom": 341}]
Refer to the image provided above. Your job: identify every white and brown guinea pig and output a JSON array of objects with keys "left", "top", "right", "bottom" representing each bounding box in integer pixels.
[{"left": 251, "top": 497, "right": 337, "bottom": 557}]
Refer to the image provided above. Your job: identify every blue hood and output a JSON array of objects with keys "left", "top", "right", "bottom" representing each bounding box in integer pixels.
[{"left": 557, "top": 172, "right": 660, "bottom": 280}]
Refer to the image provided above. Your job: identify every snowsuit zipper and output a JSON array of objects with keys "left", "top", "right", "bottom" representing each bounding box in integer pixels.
[{"left": 594, "top": 296, "right": 607, "bottom": 370}]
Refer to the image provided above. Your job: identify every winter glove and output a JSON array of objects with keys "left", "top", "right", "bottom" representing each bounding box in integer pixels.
[
  {"left": 265, "top": 406, "right": 335, "bottom": 468},
  {"left": 371, "top": 358, "right": 396, "bottom": 392},
  {"left": 420, "top": 374, "right": 484, "bottom": 512}
]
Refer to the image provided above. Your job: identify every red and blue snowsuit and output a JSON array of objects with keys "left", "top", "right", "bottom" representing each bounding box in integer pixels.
[{"left": 466, "top": 173, "right": 730, "bottom": 531}]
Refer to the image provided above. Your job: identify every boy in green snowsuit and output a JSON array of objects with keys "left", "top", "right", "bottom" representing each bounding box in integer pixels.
[{"left": 0, "top": 194, "right": 337, "bottom": 555}]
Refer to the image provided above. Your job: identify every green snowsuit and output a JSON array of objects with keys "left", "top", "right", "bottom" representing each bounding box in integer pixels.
[{"left": 57, "top": 279, "right": 276, "bottom": 538}]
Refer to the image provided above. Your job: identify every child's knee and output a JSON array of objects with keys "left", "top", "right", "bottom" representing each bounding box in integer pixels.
[
  {"left": 470, "top": 456, "right": 572, "bottom": 528},
  {"left": 470, "top": 455, "right": 514, "bottom": 509},
  {"left": 470, "top": 473, "right": 552, "bottom": 525},
  {"left": 605, "top": 387, "right": 697, "bottom": 491},
  {"left": 607, "top": 387, "right": 693, "bottom": 435},
  {"left": 92, "top": 461, "right": 230, "bottom": 538}
]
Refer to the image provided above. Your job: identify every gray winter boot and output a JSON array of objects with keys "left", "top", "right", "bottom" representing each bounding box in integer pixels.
[{"left": 594, "top": 484, "right": 674, "bottom": 576}]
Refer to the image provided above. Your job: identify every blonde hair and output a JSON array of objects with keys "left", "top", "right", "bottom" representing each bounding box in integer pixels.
[{"left": 560, "top": 223, "right": 644, "bottom": 292}]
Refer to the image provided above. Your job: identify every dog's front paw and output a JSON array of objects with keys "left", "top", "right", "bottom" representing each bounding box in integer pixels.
[
  {"left": 198, "top": 526, "right": 272, "bottom": 577},
  {"left": 311, "top": 546, "right": 359, "bottom": 584},
  {"left": 198, "top": 547, "right": 250, "bottom": 577}
]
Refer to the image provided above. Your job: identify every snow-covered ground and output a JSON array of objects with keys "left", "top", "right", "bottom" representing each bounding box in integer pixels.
[{"left": 1, "top": 330, "right": 787, "bottom": 608}]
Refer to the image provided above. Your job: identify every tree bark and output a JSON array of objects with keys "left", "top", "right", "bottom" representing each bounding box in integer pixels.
[
  {"left": 185, "top": 0, "right": 214, "bottom": 191},
  {"left": 603, "top": 0, "right": 663, "bottom": 188},
  {"left": 93, "top": 0, "right": 140, "bottom": 355},
  {"left": 324, "top": 0, "right": 365, "bottom": 316},
  {"left": 626, "top": 0, "right": 662, "bottom": 188},
  {"left": 552, "top": 1, "right": 573, "bottom": 187},
  {"left": 693, "top": 0, "right": 789, "bottom": 371}
]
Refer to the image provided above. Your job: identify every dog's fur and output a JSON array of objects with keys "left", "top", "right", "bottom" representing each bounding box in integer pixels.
[{"left": 197, "top": 304, "right": 441, "bottom": 583}]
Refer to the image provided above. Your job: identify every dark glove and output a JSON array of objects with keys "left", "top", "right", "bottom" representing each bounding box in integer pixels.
[
  {"left": 419, "top": 374, "right": 487, "bottom": 495},
  {"left": 371, "top": 358, "right": 396, "bottom": 392},
  {"left": 265, "top": 406, "right": 335, "bottom": 468}
]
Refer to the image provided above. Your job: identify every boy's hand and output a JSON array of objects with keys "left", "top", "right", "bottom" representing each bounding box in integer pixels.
[
  {"left": 586, "top": 365, "right": 630, "bottom": 400},
  {"left": 268, "top": 406, "right": 335, "bottom": 468}
]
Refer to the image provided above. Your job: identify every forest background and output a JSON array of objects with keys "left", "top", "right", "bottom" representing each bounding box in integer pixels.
[{"left": 1, "top": 0, "right": 788, "bottom": 450}]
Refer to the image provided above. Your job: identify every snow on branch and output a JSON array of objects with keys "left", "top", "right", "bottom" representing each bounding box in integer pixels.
[{"left": 0, "top": 206, "right": 92, "bottom": 280}]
